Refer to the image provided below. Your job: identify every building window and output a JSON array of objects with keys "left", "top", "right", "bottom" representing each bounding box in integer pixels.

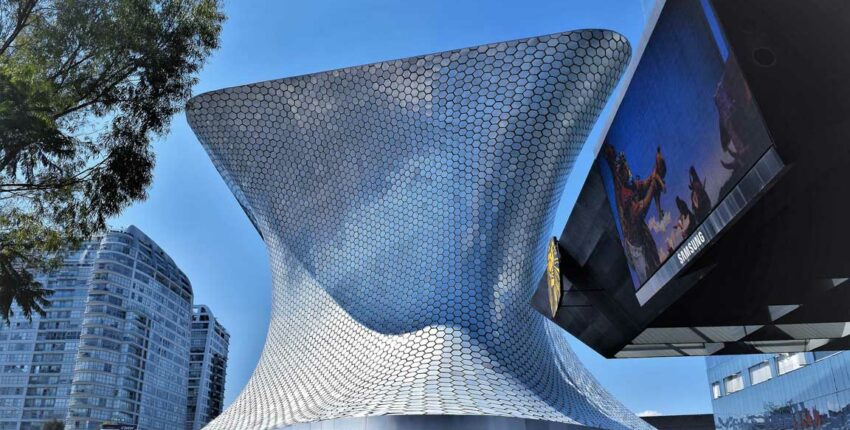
[
  {"left": 724, "top": 373, "right": 743, "bottom": 394},
  {"left": 813, "top": 351, "right": 840, "bottom": 362},
  {"left": 711, "top": 382, "right": 722, "bottom": 399},
  {"left": 749, "top": 361, "right": 772, "bottom": 385},
  {"left": 777, "top": 352, "right": 806, "bottom": 375}
]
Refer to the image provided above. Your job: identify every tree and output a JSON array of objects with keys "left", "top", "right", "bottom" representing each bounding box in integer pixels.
[{"left": 0, "top": 0, "right": 224, "bottom": 322}]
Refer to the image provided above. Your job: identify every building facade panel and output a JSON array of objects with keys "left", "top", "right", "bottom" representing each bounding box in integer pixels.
[
  {"left": 707, "top": 352, "right": 850, "bottom": 429},
  {"left": 188, "top": 30, "right": 648, "bottom": 429}
]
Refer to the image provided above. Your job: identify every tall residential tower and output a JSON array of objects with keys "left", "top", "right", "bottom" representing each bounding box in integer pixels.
[
  {"left": 0, "top": 226, "right": 194, "bottom": 430},
  {"left": 187, "top": 305, "right": 229, "bottom": 430}
]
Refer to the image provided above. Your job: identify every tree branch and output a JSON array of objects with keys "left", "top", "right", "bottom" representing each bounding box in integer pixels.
[
  {"left": 0, "top": 0, "right": 38, "bottom": 57},
  {"left": 53, "top": 64, "right": 136, "bottom": 120},
  {"left": 48, "top": 42, "right": 87, "bottom": 83},
  {"left": 0, "top": 157, "right": 108, "bottom": 193}
]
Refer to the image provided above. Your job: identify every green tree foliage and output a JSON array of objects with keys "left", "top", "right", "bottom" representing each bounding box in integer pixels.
[{"left": 0, "top": 0, "right": 224, "bottom": 322}]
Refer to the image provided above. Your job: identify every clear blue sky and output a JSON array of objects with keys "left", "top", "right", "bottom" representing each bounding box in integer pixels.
[{"left": 113, "top": 0, "right": 712, "bottom": 417}]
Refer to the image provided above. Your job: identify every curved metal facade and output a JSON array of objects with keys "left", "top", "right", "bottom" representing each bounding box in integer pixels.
[{"left": 187, "top": 30, "right": 648, "bottom": 430}]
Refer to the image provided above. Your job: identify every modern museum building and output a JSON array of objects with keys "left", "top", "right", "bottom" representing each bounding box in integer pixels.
[
  {"left": 187, "top": 0, "right": 850, "bottom": 428},
  {"left": 188, "top": 27, "right": 648, "bottom": 430}
]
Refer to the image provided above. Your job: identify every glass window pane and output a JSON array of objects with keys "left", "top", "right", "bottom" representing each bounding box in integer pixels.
[
  {"left": 814, "top": 351, "right": 840, "bottom": 362},
  {"left": 711, "top": 382, "right": 722, "bottom": 399},
  {"left": 749, "top": 361, "right": 772, "bottom": 385},
  {"left": 724, "top": 373, "right": 743, "bottom": 394},
  {"left": 777, "top": 352, "right": 806, "bottom": 375}
]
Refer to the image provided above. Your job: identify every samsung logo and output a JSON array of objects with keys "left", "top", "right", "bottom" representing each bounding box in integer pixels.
[{"left": 677, "top": 230, "right": 706, "bottom": 266}]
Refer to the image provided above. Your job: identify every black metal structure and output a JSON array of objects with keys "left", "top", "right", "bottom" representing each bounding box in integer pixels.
[{"left": 538, "top": 0, "right": 850, "bottom": 358}]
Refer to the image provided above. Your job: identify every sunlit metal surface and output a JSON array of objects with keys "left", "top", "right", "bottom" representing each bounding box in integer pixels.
[{"left": 187, "top": 30, "right": 647, "bottom": 430}]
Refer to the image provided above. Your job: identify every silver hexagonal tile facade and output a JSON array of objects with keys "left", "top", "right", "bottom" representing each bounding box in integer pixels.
[{"left": 187, "top": 30, "right": 650, "bottom": 430}]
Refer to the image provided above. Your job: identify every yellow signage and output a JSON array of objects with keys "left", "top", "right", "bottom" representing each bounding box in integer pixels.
[{"left": 546, "top": 237, "right": 562, "bottom": 318}]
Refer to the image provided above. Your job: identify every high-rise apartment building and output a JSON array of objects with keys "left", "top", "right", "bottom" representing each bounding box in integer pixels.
[
  {"left": 0, "top": 226, "right": 194, "bottom": 430},
  {"left": 186, "top": 305, "right": 229, "bottom": 430}
]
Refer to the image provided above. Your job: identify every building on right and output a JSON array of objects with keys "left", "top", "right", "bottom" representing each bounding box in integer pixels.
[
  {"left": 187, "top": 305, "right": 230, "bottom": 430},
  {"left": 706, "top": 352, "right": 850, "bottom": 429},
  {"left": 534, "top": 0, "right": 850, "bottom": 359}
]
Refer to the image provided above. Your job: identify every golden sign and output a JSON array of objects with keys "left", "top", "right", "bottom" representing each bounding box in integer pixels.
[{"left": 546, "top": 237, "right": 562, "bottom": 318}]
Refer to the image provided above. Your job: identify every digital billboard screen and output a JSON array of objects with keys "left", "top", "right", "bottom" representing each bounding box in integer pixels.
[{"left": 598, "top": 0, "right": 776, "bottom": 294}]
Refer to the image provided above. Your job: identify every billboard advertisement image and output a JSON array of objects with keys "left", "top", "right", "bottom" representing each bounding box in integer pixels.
[{"left": 599, "top": 0, "right": 774, "bottom": 290}]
